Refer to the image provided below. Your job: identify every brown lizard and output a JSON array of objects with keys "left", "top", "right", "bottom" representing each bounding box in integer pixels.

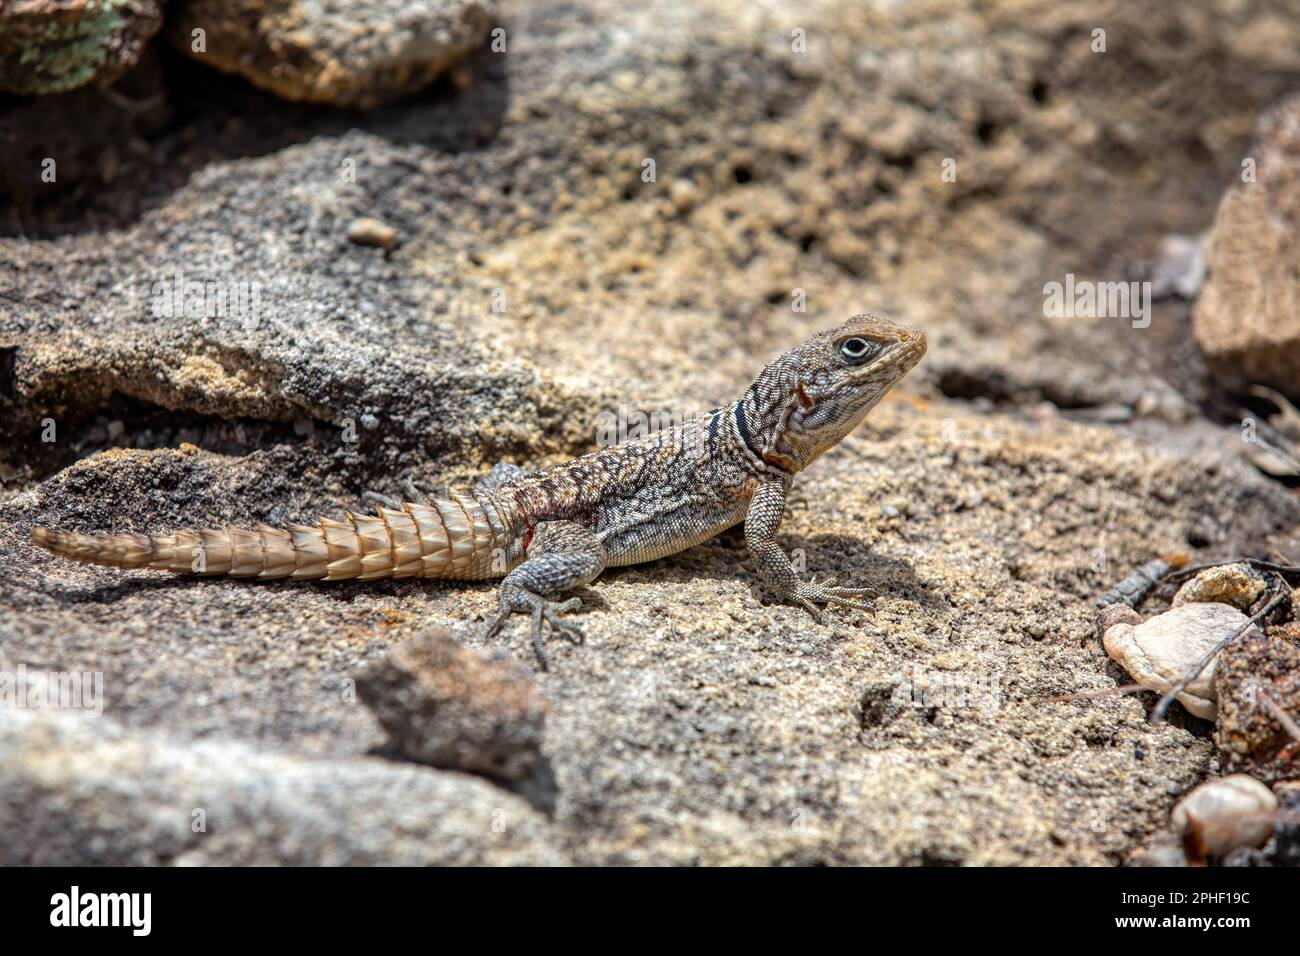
[{"left": 32, "top": 314, "right": 926, "bottom": 667}]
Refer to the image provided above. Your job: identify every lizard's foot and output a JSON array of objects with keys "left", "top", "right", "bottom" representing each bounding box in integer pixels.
[
  {"left": 790, "top": 575, "right": 874, "bottom": 621},
  {"left": 485, "top": 586, "right": 584, "bottom": 670},
  {"left": 486, "top": 520, "right": 607, "bottom": 669},
  {"left": 361, "top": 489, "right": 402, "bottom": 511},
  {"left": 401, "top": 477, "right": 430, "bottom": 503},
  {"left": 362, "top": 479, "right": 433, "bottom": 511}
]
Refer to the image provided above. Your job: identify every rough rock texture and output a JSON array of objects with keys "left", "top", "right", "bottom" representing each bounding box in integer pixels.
[
  {"left": 1172, "top": 562, "right": 1266, "bottom": 612},
  {"left": 1193, "top": 94, "right": 1300, "bottom": 399},
  {"left": 0, "top": 709, "right": 564, "bottom": 865},
  {"left": 0, "top": 0, "right": 163, "bottom": 96},
  {"left": 5, "top": 405, "right": 1295, "bottom": 864},
  {"left": 165, "top": 0, "right": 496, "bottom": 108},
  {"left": 1214, "top": 635, "right": 1300, "bottom": 786},
  {"left": 356, "top": 627, "right": 547, "bottom": 782},
  {"left": 2, "top": 0, "right": 1300, "bottom": 866},
  {"left": 1102, "top": 603, "right": 1261, "bottom": 721}
]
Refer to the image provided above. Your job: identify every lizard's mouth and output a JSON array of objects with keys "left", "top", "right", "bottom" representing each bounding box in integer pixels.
[{"left": 890, "top": 326, "right": 928, "bottom": 367}]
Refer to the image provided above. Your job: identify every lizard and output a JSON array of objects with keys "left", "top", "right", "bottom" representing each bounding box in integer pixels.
[{"left": 31, "top": 314, "right": 927, "bottom": 668}]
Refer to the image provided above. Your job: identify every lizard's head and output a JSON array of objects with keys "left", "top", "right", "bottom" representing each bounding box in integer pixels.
[{"left": 748, "top": 314, "right": 926, "bottom": 472}]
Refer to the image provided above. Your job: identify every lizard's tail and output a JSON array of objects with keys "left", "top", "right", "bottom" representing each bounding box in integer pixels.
[{"left": 31, "top": 497, "right": 515, "bottom": 582}]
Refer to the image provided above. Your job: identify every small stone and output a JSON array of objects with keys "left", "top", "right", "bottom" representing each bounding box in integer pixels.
[
  {"left": 1097, "top": 602, "right": 1141, "bottom": 635},
  {"left": 1149, "top": 233, "right": 1206, "bottom": 300},
  {"left": 1170, "top": 774, "right": 1277, "bottom": 862},
  {"left": 669, "top": 178, "right": 699, "bottom": 213},
  {"left": 1172, "top": 562, "right": 1266, "bottom": 612},
  {"left": 1213, "top": 634, "right": 1300, "bottom": 785},
  {"left": 347, "top": 217, "right": 400, "bottom": 250},
  {"left": 355, "top": 628, "right": 547, "bottom": 783},
  {"left": 1103, "top": 603, "right": 1260, "bottom": 720}
]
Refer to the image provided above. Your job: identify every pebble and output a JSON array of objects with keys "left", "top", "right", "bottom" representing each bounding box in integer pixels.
[
  {"left": 1172, "top": 562, "right": 1265, "bottom": 612},
  {"left": 1170, "top": 774, "right": 1277, "bottom": 862},
  {"left": 1102, "top": 602, "right": 1262, "bottom": 720},
  {"left": 347, "top": 217, "right": 400, "bottom": 250}
]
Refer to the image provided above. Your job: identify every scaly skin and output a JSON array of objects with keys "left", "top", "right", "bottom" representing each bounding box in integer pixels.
[{"left": 32, "top": 314, "right": 926, "bottom": 667}]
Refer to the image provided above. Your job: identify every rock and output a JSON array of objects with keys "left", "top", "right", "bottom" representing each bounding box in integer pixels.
[
  {"left": 355, "top": 628, "right": 547, "bottom": 783},
  {"left": 1170, "top": 774, "right": 1277, "bottom": 862},
  {"left": 0, "top": 0, "right": 163, "bottom": 96},
  {"left": 1271, "top": 781, "right": 1300, "bottom": 867},
  {"left": 1103, "top": 603, "right": 1262, "bottom": 720},
  {"left": 1193, "top": 94, "right": 1300, "bottom": 400},
  {"left": 347, "top": 217, "right": 399, "bottom": 250},
  {"left": 1172, "top": 562, "right": 1266, "bottom": 612},
  {"left": 0, "top": 709, "right": 564, "bottom": 865},
  {"left": 165, "top": 0, "right": 496, "bottom": 108},
  {"left": 1213, "top": 634, "right": 1300, "bottom": 785},
  {"left": 1097, "top": 602, "right": 1141, "bottom": 634}
]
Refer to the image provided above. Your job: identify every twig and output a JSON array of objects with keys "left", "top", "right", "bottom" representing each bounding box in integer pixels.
[
  {"left": 1149, "top": 591, "right": 1286, "bottom": 725},
  {"left": 1049, "top": 683, "right": 1155, "bottom": 703},
  {"left": 1163, "top": 559, "right": 1300, "bottom": 582}
]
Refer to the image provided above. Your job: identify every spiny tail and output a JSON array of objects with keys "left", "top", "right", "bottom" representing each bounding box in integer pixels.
[{"left": 31, "top": 497, "right": 516, "bottom": 582}]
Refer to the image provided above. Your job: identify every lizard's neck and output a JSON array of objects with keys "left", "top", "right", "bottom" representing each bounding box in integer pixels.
[{"left": 727, "top": 383, "right": 801, "bottom": 479}]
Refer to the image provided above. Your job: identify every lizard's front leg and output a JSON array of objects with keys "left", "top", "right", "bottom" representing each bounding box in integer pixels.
[
  {"left": 485, "top": 520, "right": 608, "bottom": 669},
  {"left": 744, "top": 479, "right": 873, "bottom": 620}
]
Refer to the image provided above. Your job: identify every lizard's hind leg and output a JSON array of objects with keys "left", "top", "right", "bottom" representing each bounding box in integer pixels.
[{"left": 485, "top": 520, "right": 607, "bottom": 670}]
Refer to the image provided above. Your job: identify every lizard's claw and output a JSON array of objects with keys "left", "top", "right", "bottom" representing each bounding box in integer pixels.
[
  {"left": 792, "top": 577, "right": 875, "bottom": 620},
  {"left": 486, "top": 591, "right": 585, "bottom": 670}
]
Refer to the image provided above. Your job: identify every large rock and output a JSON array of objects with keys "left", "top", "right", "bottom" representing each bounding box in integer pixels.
[
  {"left": 0, "top": 709, "right": 564, "bottom": 865},
  {"left": 165, "top": 0, "right": 496, "bottom": 108},
  {"left": 0, "top": 0, "right": 162, "bottom": 96},
  {"left": 1193, "top": 94, "right": 1300, "bottom": 399}
]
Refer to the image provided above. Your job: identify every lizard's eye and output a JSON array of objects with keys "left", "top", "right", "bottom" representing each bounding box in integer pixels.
[{"left": 838, "top": 337, "right": 879, "bottom": 365}]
